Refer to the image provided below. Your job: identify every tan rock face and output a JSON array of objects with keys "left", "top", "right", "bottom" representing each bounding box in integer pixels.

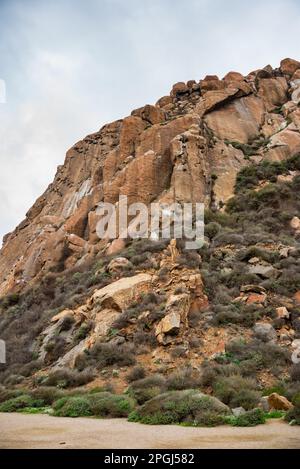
[
  {"left": 257, "top": 77, "right": 288, "bottom": 111},
  {"left": 204, "top": 95, "right": 265, "bottom": 143},
  {"left": 91, "top": 273, "right": 152, "bottom": 311},
  {"left": 267, "top": 393, "right": 293, "bottom": 411},
  {"left": 155, "top": 293, "right": 191, "bottom": 344},
  {"left": 155, "top": 312, "right": 181, "bottom": 344},
  {"left": 1, "top": 58, "right": 300, "bottom": 296}
]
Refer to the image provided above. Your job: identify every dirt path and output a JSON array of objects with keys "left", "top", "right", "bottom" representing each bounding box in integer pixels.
[{"left": 0, "top": 413, "right": 300, "bottom": 449}]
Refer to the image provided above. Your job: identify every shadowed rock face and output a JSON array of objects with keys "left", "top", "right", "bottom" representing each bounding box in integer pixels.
[{"left": 1, "top": 58, "right": 300, "bottom": 295}]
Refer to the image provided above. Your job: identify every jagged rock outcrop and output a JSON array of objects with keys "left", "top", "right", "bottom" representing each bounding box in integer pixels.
[{"left": 1, "top": 58, "right": 300, "bottom": 297}]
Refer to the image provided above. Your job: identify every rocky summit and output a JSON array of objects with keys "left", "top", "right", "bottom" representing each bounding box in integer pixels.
[{"left": 0, "top": 59, "right": 300, "bottom": 426}]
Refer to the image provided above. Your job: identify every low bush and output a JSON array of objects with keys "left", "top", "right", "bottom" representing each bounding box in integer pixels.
[
  {"left": 30, "top": 387, "right": 65, "bottom": 405},
  {"left": 227, "top": 408, "right": 265, "bottom": 427},
  {"left": 213, "top": 375, "right": 260, "bottom": 410},
  {"left": 129, "top": 390, "right": 230, "bottom": 426},
  {"left": 166, "top": 368, "right": 201, "bottom": 391},
  {"left": 0, "top": 388, "right": 25, "bottom": 403},
  {"left": 0, "top": 394, "right": 44, "bottom": 412},
  {"left": 88, "top": 392, "right": 134, "bottom": 417},
  {"left": 19, "top": 360, "right": 43, "bottom": 377},
  {"left": 126, "top": 366, "right": 146, "bottom": 383},
  {"left": 290, "top": 364, "right": 300, "bottom": 382},
  {"left": 41, "top": 368, "right": 94, "bottom": 388},
  {"left": 225, "top": 340, "right": 290, "bottom": 370},
  {"left": 205, "top": 222, "right": 221, "bottom": 240},
  {"left": 75, "top": 342, "right": 136, "bottom": 371},
  {"left": 53, "top": 396, "right": 92, "bottom": 417},
  {"left": 285, "top": 405, "right": 300, "bottom": 425},
  {"left": 129, "top": 375, "right": 166, "bottom": 404}
]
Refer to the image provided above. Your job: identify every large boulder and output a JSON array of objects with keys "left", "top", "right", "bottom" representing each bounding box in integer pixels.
[
  {"left": 203, "top": 95, "right": 265, "bottom": 143},
  {"left": 91, "top": 273, "right": 151, "bottom": 311},
  {"left": 280, "top": 58, "right": 300, "bottom": 76},
  {"left": 267, "top": 393, "right": 293, "bottom": 411}
]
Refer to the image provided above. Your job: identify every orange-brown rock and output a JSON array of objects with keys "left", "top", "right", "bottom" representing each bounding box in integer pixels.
[
  {"left": 257, "top": 77, "right": 288, "bottom": 111},
  {"left": 280, "top": 58, "right": 300, "bottom": 76},
  {"left": 223, "top": 71, "right": 244, "bottom": 83},
  {"left": 204, "top": 95, "right": 265, "bottom": 143},
  {"left": 268, "top": 393, "right": 293, "bottom": 411},
  {"left": 1, "top": 58, "right": 300, "bottom": 296},
  {"left": 171, "top": 82, "right": 188, "bottom": 96},
  {"left": 246, "top": 292, "right": 267, "bottom": 305},
  {"left": 131, "top": 104, "right": 166, "bottom": 125}
]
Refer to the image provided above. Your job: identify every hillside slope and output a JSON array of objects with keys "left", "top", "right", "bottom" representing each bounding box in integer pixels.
[{"left": 0, "top": 59, "right": 300, "bottom": 426}]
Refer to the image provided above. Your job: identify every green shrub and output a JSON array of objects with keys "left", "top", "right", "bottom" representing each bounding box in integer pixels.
[
  {"left": 53, "top": 396, "right": 92, "bottom": 417},
  {"left": 228, "top": 408, "right": 265, "bottom": 427},
  {"left": 0, "top": 394, "right": 44, "bottom": 412},
  {"left": 30, "top": 387, "right": 65, "bottom": 405},
  {"left": 129, "top": 375, "right": 166, "bottom": 405},
  {"left": 0, "top": 388, "right": 25, "bottom": 403},
  {"left": 285, "top": 406, "right": 300, "bottom": 425},
  {"left": 41, "top": 368, "right": 94, "bottom": 388},
  {"left": 74, "top": 321, "right": 94, "bottom": 342},
  {"left": 262, "top": 384, "right": 287, "bottom": 397},
  {"left": 225, "top": 340, "right": 290, "bottom": 370},
  {"left": 88, "top": 392, "right": 134, "bottom": 417},
  {"left": 205, "top": 222, "right": 221, "bottom": 240},
  {"left": 126, "top": 366, "right": 146, "bottom": 383},
  {"left": 213, "top": 375, "right": 260, "bottom": 410},
  {"left": 166, "top": 368, "right": 201, "bottom": 391},
  {"left": 131, "top": 390, "right": 230, "bottom": 426},
  {"left": 75, "top": 342, "right": 136, "bottom": 371},
  {"left": 265, "top": 410, "right": 285, "bottom": 419}
]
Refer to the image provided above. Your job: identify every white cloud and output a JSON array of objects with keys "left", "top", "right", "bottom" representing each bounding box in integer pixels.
[{"left": 0, "top": 0, "right": 299, "bottom": 241}]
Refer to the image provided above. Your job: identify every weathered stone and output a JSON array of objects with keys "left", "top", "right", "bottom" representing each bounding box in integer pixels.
[
  {"left": 51, "top": 309, "right": 75, "bottom": 323},
  {"left": 155, "top": 312, "right": 181, "bottom": 344},
  {"left": 246, "top": 292, "right": 267, "bottom": 305},
  {"left": 291, "top": 216, "right": 300, "bottom": 231},
  {"left": 203, "top": 95, "right": 265, "bottom": 143},
  {"left": 280, "top": 58, "right": 300, "bottom": 76},
  {"left": 253, "top": 323, "right": 277, "bottom": 342},
  {"left": 132, "top": 104, "right": 166, "bottom": 125},
  {"left": 107, "top": 257, "right": 133, "bottom": 273},
  {"left": 171, "top": 82, "right": 188, "bottom": 96},
  {"left": 258, "top": 77, "right": 288, "bottom": 111},
  {"left": 223, "top": 71, "right": 244, "bottom": 83},
  {"left": 249, "top": 264, "right": 280, "bottom": 279},
  {"left": 276, "top": 307, "right": 290, "bottom": 319},
  {"left": 240, "top": 284, "right": 266, "bottom": 294},
  {"left": 260, "top": 396, "right": 270, "bottom": 412},
  {"left": 196, "top": 86, "right": 249, "bottom": 118},
  {"left": 155, "top": 95, "right": 173, "bottom": 108},
  {"left": 232, "top": 407, "right": 246, "bottom": 417},
  {"left": 106, "top": 238, "right": 126, "bottom": 256},
  {"left": 268, "top": 393, "right": 293, "bottom": 411},
  {"left": 294, "top": 291, "right": 300, "bottom": 305},
  {"left": 91, "top": 273, "right": 152, "bottom": 310}
]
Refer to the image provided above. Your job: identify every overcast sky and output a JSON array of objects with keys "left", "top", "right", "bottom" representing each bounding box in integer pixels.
[{"left": 0, "top": 0, "right": 299, "bottom": 242}]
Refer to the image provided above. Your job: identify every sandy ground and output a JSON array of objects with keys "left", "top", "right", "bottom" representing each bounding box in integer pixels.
[{"left": 0, "top": 413, "right": 300, "bottom": 449}]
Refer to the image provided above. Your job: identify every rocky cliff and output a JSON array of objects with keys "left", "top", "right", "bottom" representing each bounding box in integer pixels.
[
  {"left": 0, "top": 59, "right": 300, "bottom": 414},
  {"left": 1, "top": 58, "right": 300, "bottom": 296}
]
